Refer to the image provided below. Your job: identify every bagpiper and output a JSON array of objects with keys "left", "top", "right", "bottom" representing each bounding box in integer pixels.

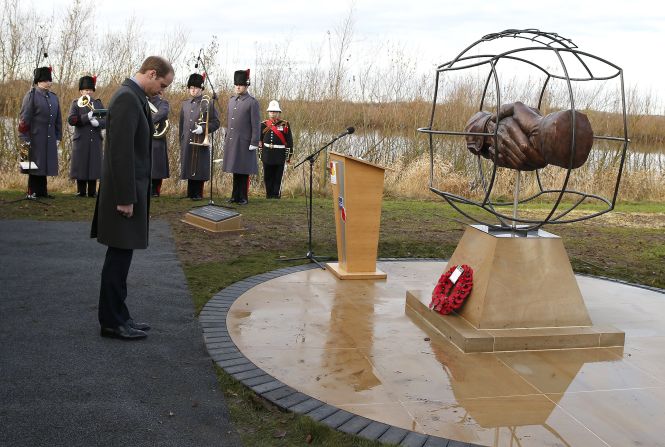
[
  {"left": 259, "top": 100, "right": 293, "bottom": 198},
  {"left": 68, "top": 75, "right": 105, "bottom": 197}
]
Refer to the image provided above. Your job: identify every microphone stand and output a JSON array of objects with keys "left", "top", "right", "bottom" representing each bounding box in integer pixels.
[
  {"left": 281, "top": 131, "right": 352, "bottom": 268},
  {"left": 197, "top": 55, "right": 228, "bottom": 208}
]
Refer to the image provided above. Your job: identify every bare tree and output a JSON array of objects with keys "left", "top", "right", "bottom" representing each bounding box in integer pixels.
[
  {"left": 0, "top": 0, "right": 42, "bottom": 82},
  {"left": 327, "top": 5, "right": 355, "bottom": 100},
  {"left": 158, "top": 25, "right": 190, "bottom": 68},
  {"left": 54, "top": 0, "right": 93, "bottom": 88},
  {"left": 99, "top": 15, "right": 146, "bottom": 84}
]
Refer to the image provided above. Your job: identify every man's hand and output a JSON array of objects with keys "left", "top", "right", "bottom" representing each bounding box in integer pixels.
[
  {"left": 249, "top": 145, "right": 258, "bottom": 151},
  {"left": 486, "top": 117, "right": 546, "bottom": 170},
  {"left": 192, "top": 125, "right": 203, "bottom": 135},
  {"left": 116, "top": 204, "right": 133, "bottom": 218},
  {"left": 87, "top": 110, "right": 94, "bottom": 120},
  {"left": 90, "top": 118, "right": 99, "bottom": 127}
]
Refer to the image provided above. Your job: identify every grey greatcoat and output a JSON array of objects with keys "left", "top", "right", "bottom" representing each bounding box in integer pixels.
[
  {"left": 150, "top": 95, "right": 170, "bottom": 179},
  {"left": 179, "top": 96, "right": 220, "bottom": 181},
  {"left": 91, "top": 79, "right": 153, "bottom": 250},
  {"left": 18, "top": 87, "right": 62, "bottom": 176},
  {"left": 67, "top": 98, "right": 105, "bottom": 180},
  {"left": 222, "top": 93, "right": 260, "bottom": 175}
]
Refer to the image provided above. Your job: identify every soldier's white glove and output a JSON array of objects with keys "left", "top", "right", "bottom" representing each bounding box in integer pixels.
[
  {"left": 249, "top": 145, "right": 258, "bottom": 151},
  {"left": 87, "top": 110, "right": 94, "bottom": 120},
  {"left": 90, "top": 118, "right": 99, "bottom": 127},
  {"left": 192, "top": 125, "right": 203, "bottom": 135}
]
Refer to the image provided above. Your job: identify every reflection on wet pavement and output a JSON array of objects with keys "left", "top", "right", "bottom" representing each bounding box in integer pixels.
[{"left": 228, "top": 261, "right": 665, "bottom": 446}]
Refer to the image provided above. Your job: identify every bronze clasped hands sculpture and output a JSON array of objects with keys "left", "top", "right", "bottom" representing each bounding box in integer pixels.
[{"left": 464, "top": 102, "right": 594, "bottom": 171}]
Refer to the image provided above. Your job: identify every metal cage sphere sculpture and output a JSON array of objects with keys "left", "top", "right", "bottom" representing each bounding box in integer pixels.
[{"left": 418, "top": 29, "right": 630, "bottom": 231}]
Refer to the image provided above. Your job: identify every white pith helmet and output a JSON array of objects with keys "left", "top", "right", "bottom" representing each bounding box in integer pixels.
[{"left": 267, "top": 100, "right": 281, "bottom": 112}]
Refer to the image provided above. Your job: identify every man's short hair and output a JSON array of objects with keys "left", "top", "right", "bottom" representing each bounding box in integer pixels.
[{"left": 139, "top": 56, "right": 174, "bottom": 78}]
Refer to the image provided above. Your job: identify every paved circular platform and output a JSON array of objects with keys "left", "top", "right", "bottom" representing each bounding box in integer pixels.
[{"left": 201, "top": 260, "right": 665, "bottom": 447}]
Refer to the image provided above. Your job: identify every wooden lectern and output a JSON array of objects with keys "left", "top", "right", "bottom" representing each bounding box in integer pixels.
[{"left": 326, "top": 152, "right": 387, "bottom": 280}]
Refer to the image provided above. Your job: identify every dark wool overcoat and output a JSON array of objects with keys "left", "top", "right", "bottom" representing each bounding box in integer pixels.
[
  {"left": 18, "top": 88, "right": 62, "bottom": 176},
  {"left": 179, "top": 95, "right": 220, "bottom": 181},
  {"left": 68, "top": 98, "right": 106, "bottom": 180},
  {"left": 91, "top": 79, "right": 153, "bottom": 249},
  {"left": 222, "top": 93, "right": 260, "bottom": 175},
  {"left": 150, "top": 95, "right": 170, "bottom": 179}
]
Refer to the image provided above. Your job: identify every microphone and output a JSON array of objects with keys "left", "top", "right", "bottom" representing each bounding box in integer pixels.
[
  {"left": 194, "top": 48, "right": 203, "bottom": 68},
  {"left": 336, "top": 126, "right": 355, "bottom": 139}
]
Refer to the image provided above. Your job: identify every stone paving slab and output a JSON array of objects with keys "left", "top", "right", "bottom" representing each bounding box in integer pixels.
[{"left": 201, "top": 262, "right": 488, "bottom": 447}]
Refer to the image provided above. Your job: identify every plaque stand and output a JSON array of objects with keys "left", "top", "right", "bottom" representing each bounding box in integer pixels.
[
  {"left": 406, "top": 225, "right": 624, "bottom": 352},
  {"left": 182, "top": 205, "right": 244, "bottom": 233}
]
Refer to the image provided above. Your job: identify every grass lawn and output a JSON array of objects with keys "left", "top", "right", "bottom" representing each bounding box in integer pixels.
[{"left": 1, "top": 190, "right": 664, "bottom": 446}]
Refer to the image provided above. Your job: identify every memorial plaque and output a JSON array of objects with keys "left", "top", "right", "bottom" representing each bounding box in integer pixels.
[
  {"left": 182, "top": 205, "right": 244, "bottom": 233},
  {"left": 189, "top": 206, "right": 240, "bottom": 222}
]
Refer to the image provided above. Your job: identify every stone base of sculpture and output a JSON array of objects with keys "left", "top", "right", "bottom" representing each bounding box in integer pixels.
[{"left": 405, "top": 225, "right": 624, "bottom": 352}]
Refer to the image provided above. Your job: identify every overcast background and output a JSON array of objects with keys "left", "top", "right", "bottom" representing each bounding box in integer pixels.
[{"left": 35, "top": 0, "right": 665, "bottom": 104}]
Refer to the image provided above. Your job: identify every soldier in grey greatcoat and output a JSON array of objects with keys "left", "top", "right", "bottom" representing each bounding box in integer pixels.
[
  {"left": 222, "top": 69, "right": 260, "bottom": 205},
  {"left": 149, "top": 94, "right": 170, "bottom": 197},
  {"left": 68, "top": 75, "right": 105, "bottom": 197},
  {"left": 18, "top": 66, "right": 62, "bottom": 198},
  {"left": 179, "top": 73, "right": 220, "bottom": 200},
  {"left": 90, "top": 56, "right": 175, "bottom": 340}
]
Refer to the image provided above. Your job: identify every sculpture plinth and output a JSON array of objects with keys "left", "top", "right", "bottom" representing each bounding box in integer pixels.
[{"left": 406, "top": 225, "right": 625, "bottom": 352}]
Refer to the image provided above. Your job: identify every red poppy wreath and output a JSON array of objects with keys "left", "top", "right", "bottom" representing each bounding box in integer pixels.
[{"left": 429, "top": 264, "right": 474, "bottom": 315}]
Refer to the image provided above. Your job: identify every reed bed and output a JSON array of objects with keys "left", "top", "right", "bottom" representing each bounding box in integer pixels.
[{"left": 1, "top": 0, "right": 663, "bottom": 202}]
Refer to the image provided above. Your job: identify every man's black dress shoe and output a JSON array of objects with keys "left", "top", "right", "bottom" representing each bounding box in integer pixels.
[
  {"left": 226, "top": 198, "right": 236, "bottom": 203},
  {"left": 237, "top": 199, "right": 248, "bottom": 205},
  {"left": 127, "top": 319, "right": 151, "bottom": 331},
  {"left": 100, "top": 325, "right": 147, "bottom": 340}
]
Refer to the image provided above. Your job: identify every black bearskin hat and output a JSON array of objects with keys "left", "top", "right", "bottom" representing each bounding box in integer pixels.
[
  {"left": 33, "top": 66, "right": 52, "bottom": 84},
  {"left": 187, "top": 73, "right": 204, "bottom": 89},
  {"left": 234, "top": 69, "right": 250, "bottom": 86},
  {"left": 79, "top": 75, "right": 96, "bottom": 91}
]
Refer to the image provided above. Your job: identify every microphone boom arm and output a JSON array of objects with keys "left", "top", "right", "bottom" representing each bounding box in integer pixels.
[{"left": 294, "top": 127, "right": 354, "bottom": 168}]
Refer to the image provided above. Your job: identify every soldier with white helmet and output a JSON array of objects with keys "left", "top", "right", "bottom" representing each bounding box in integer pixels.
[{"left": 259, "top": 100, "right": 293, "bottom": 198}]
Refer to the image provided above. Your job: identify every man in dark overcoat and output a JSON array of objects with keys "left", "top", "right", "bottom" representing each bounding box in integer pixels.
[
  {"left": 149, "top": 93, "right": 170, "bottom": 197},
  {"left": 18, "top": 66, "right": 62, "bottom": 198},
  {"left": 179, "top": 73, "right": 220, "bottom": 199},
  {"left": 259, "top": 100, "right": 293, "bottom": 198},
  {"left": 68, "top": 75, "right": 105, "bottom": 197},
  {"left": 90, "top": 56, "right": 174, "bottom": 340},
  {"left": 222, "top": 69, "right": 260, "bottom": 204}
]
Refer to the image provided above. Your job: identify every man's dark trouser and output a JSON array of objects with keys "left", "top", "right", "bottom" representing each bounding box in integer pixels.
[
  {"left": 28, "top": 175, "right": 47, "bottom": 197},
  {"left": 263, "top": 164, "right": 284, "bottom": 198},
  {"left": 98, "top": 246, "right": 134, "bottom": 328},
  {"left": 76, "top": 180, "right": 97, "bottom": 197},
  {"left": 151, "top": 179, "right": 163, "bottom": 196},
  {"left": 231, "top": 173, "right": 249, "bottom": 202},
  {"left": 186, "top": 179, "right": 204, "bottom": 198}
]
